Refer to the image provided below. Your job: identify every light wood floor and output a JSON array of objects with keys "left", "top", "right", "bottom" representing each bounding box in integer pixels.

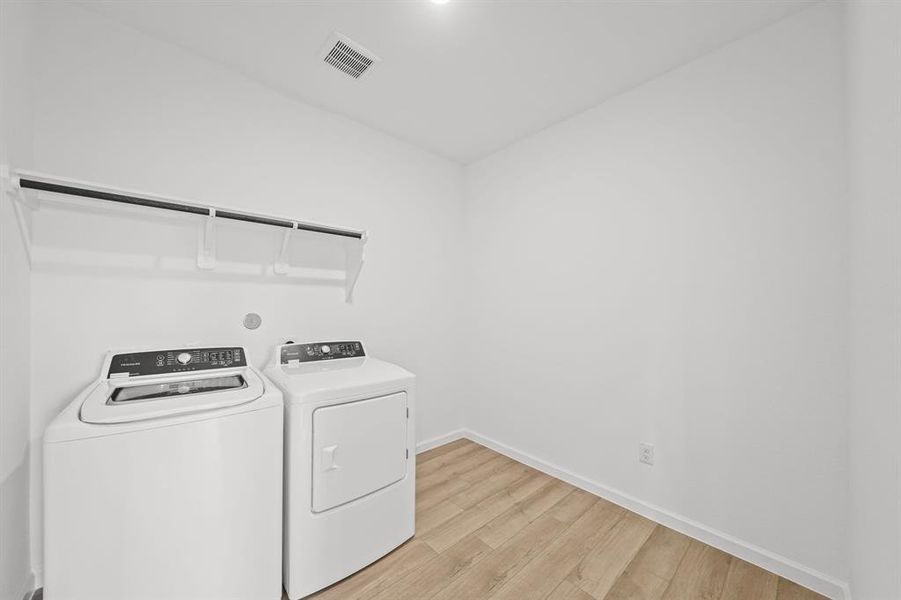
[{"left": 304, "top": 439, "right": 827, "bottom": 600}]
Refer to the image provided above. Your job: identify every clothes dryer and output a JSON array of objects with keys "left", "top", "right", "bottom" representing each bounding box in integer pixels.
[{"left": 265, "top": 341, "right": 415, "bottom": 600}]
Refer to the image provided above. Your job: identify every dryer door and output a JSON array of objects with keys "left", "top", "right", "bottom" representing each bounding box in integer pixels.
[{"left": 312, "top": 392, "right": 408, "bottom": 513}]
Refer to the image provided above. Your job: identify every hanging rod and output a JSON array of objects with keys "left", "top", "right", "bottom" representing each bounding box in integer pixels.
[{"left": 12, "top": 170, "right": 365, "bottom": 240}]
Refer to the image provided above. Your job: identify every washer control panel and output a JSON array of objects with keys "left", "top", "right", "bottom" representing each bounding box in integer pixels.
[
  {"left": 108, "top": 347, "right": 247, "bottom": 377},
  {"left": 280, "top": 341, "right": 365, "bottom": 364}
]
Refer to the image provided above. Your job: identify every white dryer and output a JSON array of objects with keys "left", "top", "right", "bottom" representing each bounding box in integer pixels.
[
  {"left": 44, "top": 346, "right": 283, "bottom": 600},
  {"left": 265, "top": 341, "right": 415, "bottom": 600}
]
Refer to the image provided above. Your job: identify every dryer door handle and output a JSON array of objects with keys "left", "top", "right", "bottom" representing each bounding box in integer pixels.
[{"left": 321, "top": 445, "right": 339, "bottom": 472}]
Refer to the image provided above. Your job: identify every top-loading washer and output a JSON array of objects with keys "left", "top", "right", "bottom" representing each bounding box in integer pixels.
[
  {"left": 265, "top": 340, "right": 415, "bottom": 600},
  {"left": 43, "top": 345, "right": 283, "bottom": 600}
]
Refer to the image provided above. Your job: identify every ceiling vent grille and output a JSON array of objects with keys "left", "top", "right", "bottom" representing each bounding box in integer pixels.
[{"left": 320, "top": 33, "right": 380, "bottom": 80}]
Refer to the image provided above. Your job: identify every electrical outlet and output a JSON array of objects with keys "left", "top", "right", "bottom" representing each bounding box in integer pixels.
[{"left": 639, "top": 442, "right": 655, "bottom": 466}]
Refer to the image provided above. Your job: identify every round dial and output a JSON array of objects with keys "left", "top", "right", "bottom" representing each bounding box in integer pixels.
[
  {"left": 176, "top": 352, "right": 192, "bottom": 365},
  {"left": 321, "top": 345, "right": 331, "bottom": 354}
]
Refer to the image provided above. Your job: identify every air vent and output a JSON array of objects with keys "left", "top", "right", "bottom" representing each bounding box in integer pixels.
[{"left": 320, "top": 32, "right": 381, "bottom": 80}]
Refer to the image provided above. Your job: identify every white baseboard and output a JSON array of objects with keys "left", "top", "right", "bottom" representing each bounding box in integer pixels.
[
  {"left": 415, "top": 429, "right": 466, "bottom": 454},
  {"left": 460, "top": 429, "right": 851, "bottom": 600}
]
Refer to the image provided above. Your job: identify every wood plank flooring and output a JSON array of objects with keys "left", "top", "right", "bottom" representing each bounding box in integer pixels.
[{"left": 303, "top": 439, "right": 827, "bottom": 600}]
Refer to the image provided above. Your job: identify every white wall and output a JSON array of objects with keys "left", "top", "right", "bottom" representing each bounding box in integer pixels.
[
  {"left": 26, "top": 2, "right": 467, "bottom": 580},
  {"left": 464, "top": 3, "right": 848, "bottom": 595},
  {"left": 0, "top": 1, "right": 35, "bottom": 599},
  {"left": 14, "top": 2, "right": 900, "bottom": 597},
  {"left": 846, "top": 1, "right": 901, "bottom": 598}
]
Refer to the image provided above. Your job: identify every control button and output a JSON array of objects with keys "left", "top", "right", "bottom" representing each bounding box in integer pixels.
[
  {"left": 176, "top": 352, "right": 192, "bottom": 365},
  {"left": 321, "top": 345, "right": 331, "bottom": 354}
]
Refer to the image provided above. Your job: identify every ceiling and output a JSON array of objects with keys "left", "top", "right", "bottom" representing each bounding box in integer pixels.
[{"left": 80, "top": 0, "right": 815, "bottom": 164}]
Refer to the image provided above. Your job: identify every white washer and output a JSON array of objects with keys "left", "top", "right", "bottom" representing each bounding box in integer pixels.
[
  {"left": 44, "top": 346, "right": 283, "bottom": 600},
  {"left": 265, "top": 341, "right": 415, "bottom": 600}
]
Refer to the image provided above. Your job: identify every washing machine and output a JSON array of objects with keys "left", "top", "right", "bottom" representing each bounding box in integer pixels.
[
  {"left": 265, "top": 340, "right": 415, "bottom": 600},
  {"left": 43, "top": 346, "right": 283, "bottom": 600}
]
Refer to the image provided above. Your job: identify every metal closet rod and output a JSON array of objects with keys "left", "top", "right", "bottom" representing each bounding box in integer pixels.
[{"left": 15, "top": 176, "right": 365, "bottom": 240}]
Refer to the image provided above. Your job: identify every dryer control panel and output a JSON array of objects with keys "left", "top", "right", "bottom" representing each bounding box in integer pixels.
[
  {"left": 280, "top": 341, "right": 365, "bottom": 364},
  {"left": 108, "top": 347, "right": 247, "bottom": 377}
]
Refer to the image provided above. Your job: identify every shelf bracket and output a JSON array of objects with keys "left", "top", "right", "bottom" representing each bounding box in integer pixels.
[
  {"left": 2, "top": 165, "right": 34, "bottom": 266},
  {"left": 273, "top": 222, "right": 297, "bottom": 275},
  {"left": 344, "top": 232, "right": 367, "bottom": 303},
  {"left": 197, "top": 209, "right": 216, "bottom": 270}
]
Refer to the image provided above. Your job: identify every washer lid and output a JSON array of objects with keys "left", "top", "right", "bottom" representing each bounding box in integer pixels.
[{"left": 80, "top": 367, "right": 265, "bottom": 424}]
